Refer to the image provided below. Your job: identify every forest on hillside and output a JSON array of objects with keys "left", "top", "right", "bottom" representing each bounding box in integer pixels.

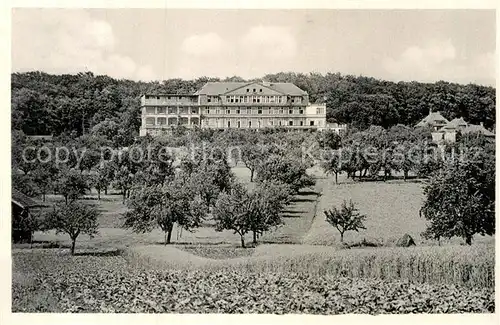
[{"left": 11, "top": 71, "right": 495, "bottom": 139}]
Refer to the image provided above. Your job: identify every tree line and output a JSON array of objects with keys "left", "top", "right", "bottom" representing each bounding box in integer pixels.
[{"left": 12, "top": 71, "right": 495, "bottom": 138}]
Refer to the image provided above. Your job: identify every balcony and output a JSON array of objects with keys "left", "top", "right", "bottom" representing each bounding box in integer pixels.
[
  {"left": 143, "top": 110, "right": 200, "bottom": 116},
  {"left": 143, "top": 122, "right": 200, "bottom": 129},
  {"left": 141, "top": 96, "right": 198, "bottom": 106},
  {"left": 205, "top": 102, "right": 306, "bottom": 107},
  {"left": 201, "top": 112, "right": 306, "bottom": 118}
]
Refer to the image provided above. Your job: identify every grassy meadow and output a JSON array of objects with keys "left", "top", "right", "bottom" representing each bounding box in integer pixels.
[
  {"left": 21, "top": 164, "right": 494, "bottom": 253},
  {"left": 304, "top": 171, "right": 495, "bottom": 247},
  {"left": 28, "top": 166, "right": 323, "bottom": 248},
  {"left": 12, "top": 164, "right": 495, "bottom": 313}
]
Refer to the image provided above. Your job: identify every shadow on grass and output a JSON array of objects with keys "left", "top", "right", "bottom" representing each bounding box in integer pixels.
[
  {"left": 31, "top": 240, "right": 57, "bottom": 244},
  {"left": 73, "top": 249, "right": 122, "bottom": 257},
  {"left": 259, "top": 239, "right": 301, "bottom": 245},
  {"left": 80, "top": 197, "right": 119, "bottom": 202},
  {"left": 15, "top": 241, "right": 66, "bottom": 249},
  {"left": 281, "top": 214, "right": 304, "bottom": 219},
  {"left": 291, "top": 198, "right": 316, "bottom": 203},
  {"left": 296, "top": 190, "right": 320, "bottom": 196},
  {"left": 354, "top": 175, "right": 425, "bottom": 184},
  {"left": 281, "top": 210, "right": 307, "bottom": 214},
  {"left": 152, "top": 241, "right": 232, "bottom": 246}
]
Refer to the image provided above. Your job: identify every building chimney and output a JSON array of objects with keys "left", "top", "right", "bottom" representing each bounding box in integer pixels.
[{"left": 480, "top": 122, "right": 484, "bottom": 127}]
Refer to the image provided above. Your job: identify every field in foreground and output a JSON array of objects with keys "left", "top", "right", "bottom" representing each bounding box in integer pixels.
[
  {"left": 123, "top": 243, "right": 494, "bottom": 288},
  {"left": 12, "top": 245, "right": 494, "bottom": 313}
]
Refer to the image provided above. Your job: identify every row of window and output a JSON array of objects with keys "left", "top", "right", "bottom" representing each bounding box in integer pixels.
[
  {"left": 143, "top": 95, "right": 307, "bottom": 105},
  {"left": 144, "top": 117, "right": 324, "bottom": 127},
  {"left": 144, "top": 106, "right": 317, "bottom": 115},
  {"left": 144, "top": 95, "right": 196, "bottom": 101},
  {"left": 202, "top": 119, "right": 323, "bottom": 128},
  {"left": 145, "top": 107, "right": 199, "bottom": 114},
  {"left": 145, "top": 117, "right": 199, "bottom": 126},
  {"left": 204, "top": 108, "right": 304, "bottom": 115},
  {"left": 214, "top": 95, "right": 302, "bottom": 104}
]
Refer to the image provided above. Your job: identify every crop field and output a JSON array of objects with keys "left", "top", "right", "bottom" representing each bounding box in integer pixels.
[
  {"left": 12, "top": 249, "right": 494, "bottom": 313},
  {"left": 123, "top": 243, "right": 494, "bottom": 288}
]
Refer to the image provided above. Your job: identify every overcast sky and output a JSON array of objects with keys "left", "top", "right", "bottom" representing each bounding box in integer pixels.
[{"left": 11, "top": 9, "right": 496, "bottom": 86}]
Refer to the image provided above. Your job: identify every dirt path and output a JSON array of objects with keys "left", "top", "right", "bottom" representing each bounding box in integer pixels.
[{"left": 258, "top": 166, "right": 329, "bottom": 244}]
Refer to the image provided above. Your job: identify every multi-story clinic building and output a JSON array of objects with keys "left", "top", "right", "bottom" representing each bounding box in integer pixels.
[{"left": 139, "top": 81, "right": 330, "bottom": 136}]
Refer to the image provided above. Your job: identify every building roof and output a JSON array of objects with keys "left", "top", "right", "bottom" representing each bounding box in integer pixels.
[
  {"left": 416, "top": 111, "right": 449, "bottom": 127},
  {"left": 449, "top": 117, "right": 468, "bottom": 127},
  {"left": 194, "top": 81, "right": 307, "bottom": 96},
  {"left": 265, "top": 82, "right": 307, "bottom": 96},
  {"left": 326, "top": 122, "right": 347, "bottom": 128},
  {"left": 11, "top": 189, "right": 44, "bottom": 209},
  {"left": 143, "top": 93, "right": 197, "bottom": 97},
  {"left": 194, "top": 82, "right": 248, "bottom": 95},
  {"left": 440, "top": 117, "right": 468, "bottom": 131},
  {"left": 463, "top": 124, "right": 495, "bottom": 137}
]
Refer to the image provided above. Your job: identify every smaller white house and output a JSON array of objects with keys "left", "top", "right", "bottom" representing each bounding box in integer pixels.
[
  {"left": 325, "top": 122, "right": 347, "bottom": 134},
  {"left": 416, "top": 111, "right": 494, "bottom": 143},
  {"left": 304, "top": 103, "right": 327, "bottom": 129}
]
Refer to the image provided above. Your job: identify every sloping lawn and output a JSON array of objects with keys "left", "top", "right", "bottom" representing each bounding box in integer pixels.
[
  {"left": 303, "top": 173, "right": 494, "bottom": 246},
  {"left": 304, "top": 176, "right": 426, "bottom": 246}
]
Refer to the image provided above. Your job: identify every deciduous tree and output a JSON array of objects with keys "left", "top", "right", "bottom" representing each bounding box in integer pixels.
[
  {"left": 53, "top": 168, "right": 90, "bottom": 204},
  {"left": 44, "top": 201, "right": 100, "bottom": 255},
  {"left": 213, "top": 184, "right": 252, "bottom": 248},
  {"left": 256, "top": 155, "right": 314, "bottom": 193},
  {"left": 113, "top": 166, "right": 135, "bottom": 203},
  {"left": 124, "top": 175, "right": 206, "bottom": 245},
  {"left": 420, "top": 157, "right": 495, "bottom": 245},
  {"left": 324, "top": 199, "right": 367, "bottom": 243}
]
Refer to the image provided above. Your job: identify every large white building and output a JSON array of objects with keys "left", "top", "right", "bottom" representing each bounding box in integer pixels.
[{"left": 139, "top": 81, "right": 335, "bottom": 136}]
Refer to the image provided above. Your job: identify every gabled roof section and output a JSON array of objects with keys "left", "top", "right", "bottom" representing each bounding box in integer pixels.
[
  {"left": 450, "top": 117, "right": 468, "bottom": 127},
  {"left": 268, "top": 82, "right": 307, "bottom": 96},
  {"left": 223, "top": 82, "right": 285, "bottom": 96},
  {"left": 12, "top": 189, "right": 43, "bottom": 208},
  {"left": 440, "top": 117, "right": 468, "bottom": 131},
  {"left": 416, "top": 111, "right": 449, "bottom": 127},
  {"left": 194, "top": 82, "right": 250, "bottom": 95},
  {"left": 463, "top": 124, "right": 495, "bottom": 137},
  {"left": 194, "top": 81, "right": 307, "bottom": 96}
]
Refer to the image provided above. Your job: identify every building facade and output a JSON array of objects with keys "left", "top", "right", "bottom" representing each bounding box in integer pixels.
[{"left": 139, "top": 81, "right": 329, "bottom": 136}]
